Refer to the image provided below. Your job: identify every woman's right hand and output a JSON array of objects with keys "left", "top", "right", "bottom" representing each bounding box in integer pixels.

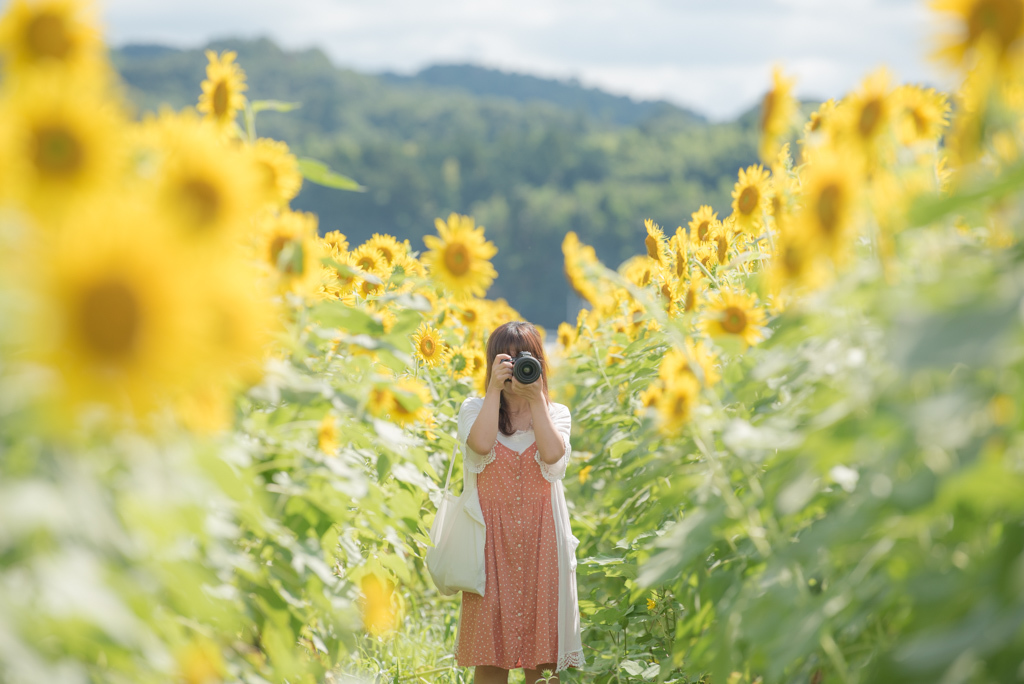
[{"left": 487, "top": 353, "right": 513, "bottom": 394}]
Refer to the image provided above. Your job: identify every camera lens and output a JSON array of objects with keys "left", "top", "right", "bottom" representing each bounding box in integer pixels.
[{"left": 512, "top": 352, "right": 541, "bottom": 384}]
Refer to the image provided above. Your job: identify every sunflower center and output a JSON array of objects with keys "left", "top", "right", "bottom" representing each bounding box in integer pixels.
[
  {"left": 684, "top": 287, "right": 696, "bottom": 312},
  {"left": 357, "top": 256, "right": 376, "bottom": 271},
  {"left": 816, "top": 183, "right": 843, "bottom": 236},
  {"left": 968, "top": 0, "right": 1024, "bottom": 51},
  {"left": 462, "top": 309, "right": 477, "bottom": 323},
  {"left": 269, "top": 235, "right": 289, "bottom": 268},
  {"left": 179, "top": 178, "right": 221, "bottom": 230},
  {"left": 451, "top": 353, "right": 467, "bottom": 372},
  {"left": 212, "top": 81, "right": 230, "bottom": 117},
  {"left": 379, "top": 247, "right": 395, "bottom": 265},
  {"left": 443, "top": 243, "right": 471, "bottom": 276},
  {"left": 33, "top": 125, "right": 83, "bottom": 178},
  {"left": 645, "top": 234, "right": 660, "bottom": 261},
  {"left": 697, "top": 221, "right": 710, "bottom": 241},
  {"left": 858, "top": 98, "right": 883, "bottom": 138},
  {"left": 910, "top": 108, "right": 929, "bottom": 136},
  {"left": 721, "top": 306, "right": 747, "bottom": 334},
  {"left": 421, "top": 337, "right": 436, "bottom": 356},
  {"left": 738, "top": 186, "right": 760, "bottom": 214},
  {"left": 77, "top": 279, "right": 141, "bottom": 361},
  {"left": 716, "top": 235, "right": 728, "bottom": 263},
  {"left": 640, "top": 268, "right": 652, "bottom": 286},
  {"left": 26, "top": 11, "right": 71, "bottom": 60}
]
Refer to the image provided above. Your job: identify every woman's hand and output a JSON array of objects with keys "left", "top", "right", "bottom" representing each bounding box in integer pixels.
[
  {"left": 486, "top": 353, "right": 513, "bottom": 395},
  {"left": 505, "top": 374, "right": 545, "bottom": 406}
]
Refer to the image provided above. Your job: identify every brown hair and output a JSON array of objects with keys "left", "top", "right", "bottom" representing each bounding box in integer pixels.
[{"left": 485, "top": 321, "right": 550, "bottom": 436}]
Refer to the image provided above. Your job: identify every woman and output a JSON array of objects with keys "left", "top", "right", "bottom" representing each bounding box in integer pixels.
[{"left": 454, "top": 321, "right": 585, "bottom": 684}]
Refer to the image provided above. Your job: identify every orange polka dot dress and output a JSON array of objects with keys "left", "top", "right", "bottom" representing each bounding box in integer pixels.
[{"left": 455, "top": 439, "right": 560, "bottom": 670}]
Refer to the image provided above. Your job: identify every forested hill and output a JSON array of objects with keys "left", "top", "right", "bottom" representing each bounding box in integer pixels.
[
  {"left": 381, "top": 64, "right": 707, "bottom": 128},
  {"left": 114, "top": 38, "right": 763, "bottom": 328}
]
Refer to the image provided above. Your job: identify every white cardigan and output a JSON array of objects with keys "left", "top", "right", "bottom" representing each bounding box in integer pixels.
[{"left": 457, "top": 396, "right": 586, "bottom": 673}]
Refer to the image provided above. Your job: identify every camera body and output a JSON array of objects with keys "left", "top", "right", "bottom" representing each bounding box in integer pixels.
[{"left": 511, "top": 351, "right": 542, "bottom": 384}]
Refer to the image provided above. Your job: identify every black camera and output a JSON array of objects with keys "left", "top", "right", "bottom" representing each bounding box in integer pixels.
[{"left": 511, "top": 351, "right": 542, "bottom": 384}]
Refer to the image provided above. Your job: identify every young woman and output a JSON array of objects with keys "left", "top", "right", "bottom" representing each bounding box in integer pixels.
[{"left": 454, "top": 321, "right": 585, "bottom": 684}]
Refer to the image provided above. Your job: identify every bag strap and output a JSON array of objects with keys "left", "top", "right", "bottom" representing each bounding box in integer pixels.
[{"left": 441, "top": 441, "right": 459, "bottom": 495}]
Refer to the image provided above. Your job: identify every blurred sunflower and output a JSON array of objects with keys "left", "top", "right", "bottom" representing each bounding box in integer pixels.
[
  {"left": 388, "top": 252, "right": 425, "bottom": 291},
  {"left": 367, "top": 233, "right": 408, "bottom": 266},
  {"left": 455, "top": 299, "right": 488, "bottom": 333},
  {"left": 247, "top": 137, "right": 302, "bottom": 207},
  {"left": 801, "top": 98, "right": 837, "bottom": 149},
  {"left": 563, "top": 231, "right": 609, "bottom": 310},
  {"left": 318, "top": 413, "right": 339, "bottom": 454},
  {"left": 322, "top": 229, "right": 349, "bottom": 255},
  {"left": 24, "top": 199, "right": 202, "bottom": 424},
  {"left": 644, "top": 218, "right": 669, "bottom": 267},
  {"left": 145, "top": 110, "right": 259, "bottom": 248},
  {"left": 932, "top": 0, "right": 1024, "bottom": 67},
  {"left": 557, "top": 321, "right": 576, "bottom": 350},
  {"left": 671, "top": 228, "right": 689, "bottom": 278},
  {"left": 422, "top": 213, "right": 498, "bottom": 299},
  {"left": 197, "top": 49, "right": 247, "bottom": 132},
  {"left": 834, "top": 68, "right": 896, "bottom": 158},
  {"left": 367, "top": 385, "right": 396, "bottom": 419},
  {"left": 0, "top": 0, "right": 104, "bottom": 78},
  {"left": 443, "top": 344, "right": 475, "bottom": 379},
  {"left": 656, "top": 373, "right": 701, "bottom": 434},
  {"left": 759, "top": 66, "right": 798, "bottom": 162},
  {"left": 700, "top": 288, "right": 767, "bottom": 349},
  {"left": 798, "top": 152, "right": 863, "bottom": 264},
  {"left": 351, "top": 243, "right": 388, "bottom": 277},
  {"left": 688, "top": 205, "right": 718, "bottom": 245},
  {"left": 769, "top": 222, "right": 828, "bottom": 294},
  {"left": 412, "top": 323, "right": 444, "bottom": 367},
  {"left": 258, "top": 209, "right": 323, "bottom": 295},
  {"left": 0, "top": 73, "right": 123, "bottom": 219},
  {"left": 622, "top": 255, "right": 656, "bottom": 288},
  {"left": 659, "top": 340, "right": 721, "bottom": 387},
  {"left": 711, "top": 221, "right": 734, "bottom": 265},
  {"left": 360, "top": 573, "right": 398, "bottom": 636},
  {"left": 894, "top": 85, "right": 951, "bottom": 145},
  {"left": 730, "top": 165, "right": 771, "bottom": 235},
  {"left": 390, "top": 377, "right": 432, "bottom": 426}
]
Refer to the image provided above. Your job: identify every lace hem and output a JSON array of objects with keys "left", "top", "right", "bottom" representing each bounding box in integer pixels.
[
  {"left": 534, "top": 433, "right": 571, "bottom": 482},
  {"left": 556, "top": 649, "right": 585, "bottom": 672},
  {"left": 463, "top": 441, "right": 496, "bottom": 473}
]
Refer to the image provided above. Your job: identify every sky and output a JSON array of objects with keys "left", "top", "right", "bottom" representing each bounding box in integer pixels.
[{"left": 96, "top": 0, "right": 955, "bottom": 121}]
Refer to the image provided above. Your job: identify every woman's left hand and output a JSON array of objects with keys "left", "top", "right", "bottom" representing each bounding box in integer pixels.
[{"left": 505, "top": 376, "right": 545, "bottom": 405}]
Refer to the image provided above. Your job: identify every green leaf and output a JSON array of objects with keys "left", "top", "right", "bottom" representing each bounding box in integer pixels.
[
  {"left": 251, "top": 99, "right": 302, "bottom": 113},
  {"left": 309, "top": 300, "right": 383, "bottom": 335},
  {"left": 610, "top": 439, "right": 637, "bottom": 459},
  {"left": 297, "top": 158, "right": 365, "bottom": 191}
]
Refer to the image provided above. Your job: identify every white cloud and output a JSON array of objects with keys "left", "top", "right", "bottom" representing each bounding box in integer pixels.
[{"left": 96, "top": 0, "right": 953, "bottom": 119}]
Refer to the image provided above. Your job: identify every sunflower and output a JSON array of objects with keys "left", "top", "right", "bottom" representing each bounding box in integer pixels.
[
  {"left": 197, "top": 50, "right": 247, "bottom": 133},
  {"left": 422, "top": 213, "right": 498, "bottom": 299},
  {"left": 759, "top": 67, "right": 798, "bottom": 162},
  {"left": 671, "top": 228, "right": 689, "bottom": 278},
  {"left": 367, "top": 233, "right": 409, "bottom": 266},
  {"left": 563, "top": 231, "right": 609, "bottom": 310},
  {"left": 644, "top": 218, "right": 668, "bottom": 266},
  {"left": 467, "top": 347, "right": 488, "bottom": 392},
  {"left": 443, "top": 344, "right": 474, "bottom": 379},
  {"left": 411, "top": 323, "right": 444, "bottom": 367},
  {"left": 622, "top": 255, "right": 656, "bottom": 288},
  {"left": 388, "top": 252, "right": 426, "bottom": 291},
  {"left": 801, "top": 98, "right": 838, "bottom": 150},
  {"left": 557, "top": 321, "right": 576, "bottom": 350},
  {"left": 894, "top": 85, "right": 951, "bottom": 145},
  {"left": 367, "top": 385, "right": 397, "bottom": 419},
  {"left": 321, "top": 249, "right": 359, "bottom": 299},
  {"left": 257, "top": 209, "right": 323, "bottom": 295},
  {"left": 710, "top": 220, "right": 734, "bottom": 265},
  {"left": 832, "top": 68, "right": 896, "bottom": 158},
  {"left": 730, "top": 165, "right": 771, "bottom": 235},
  {"left": 454, "top": 299, "right": 489, "bottom": 334},
  {"left": 769, "top": 222, "right": 828, "bottom": 294},
  {"left": 322, "top": 230, "right": 349, "bottom": 255},
  {"left": 390, "top": 377, "right": 432, "bottom": 426},
  {"left": 24, "top": 199, "right": 202, "bottom": 425},
  {"left": 351, "top": 243, "right": 388, "bottom": 278},
  {"left": 247, "top": 137, "right": 302, "bottom": 206},
  {"left": 931, "top": 0, "right": 1024, "bottom": 67},
  {"left": 658, "top": 339, "right": 721, "bottom": 387},
  {"left": 318, "top": 413, "right": 339, "bottom": 454},
  {"left": 0, "top": 0, "right": 104, "bottom": 78},
  {"left": 637, "top": 383, "right": 662, "bottom": 411},
  {"left": 700, "top": 288, "right": 767, "bottom": 349},
  {"left": 0, "top": 73, "right": 123, "bottom": 220},
  {"left": 688, "top": 205, "right": 718, "bottom": 246},
  {"left": 145, "top": 109, "right": 259, "bottom": 248},
  {"left": 656, "top": 373, "right": 701, "bottom": 434},
  {"left": 797, "top": 151, "right": 863, "bottom": 264}
]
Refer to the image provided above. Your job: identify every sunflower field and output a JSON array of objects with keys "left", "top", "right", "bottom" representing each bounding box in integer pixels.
[{"left": 2, "top": 0, "right": 1024, "bottom": 683}]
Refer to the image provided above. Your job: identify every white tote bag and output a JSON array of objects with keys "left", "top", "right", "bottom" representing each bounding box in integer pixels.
[{"left": 426, "top": 442, "right": 487, "bottom": 596}]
